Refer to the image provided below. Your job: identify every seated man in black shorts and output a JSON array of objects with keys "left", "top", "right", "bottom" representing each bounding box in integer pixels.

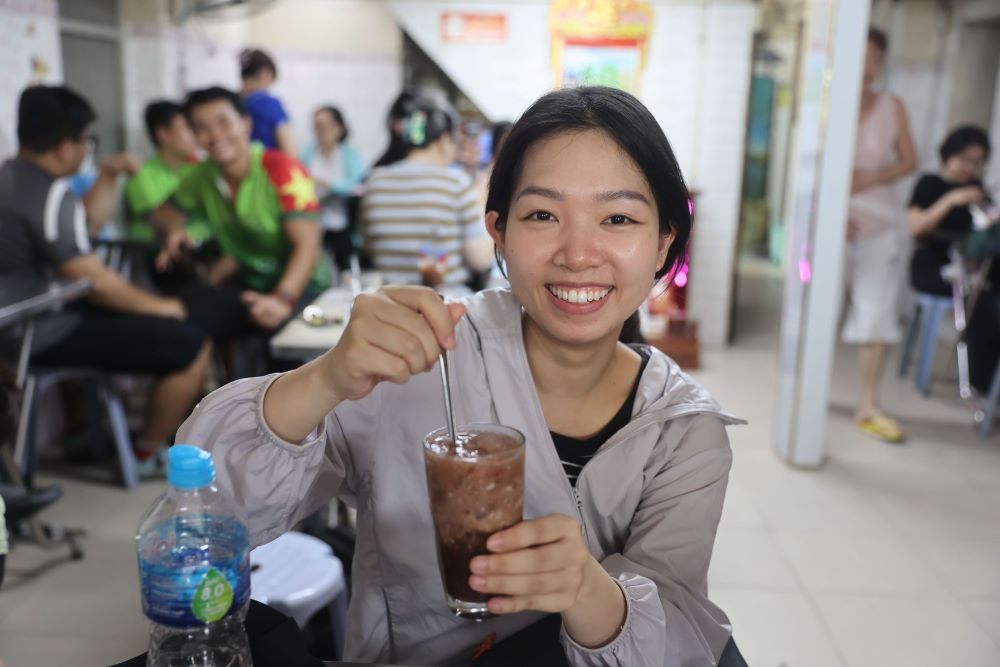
[{"left": 0, "top": 86, "right": 213, "bottom": 470}]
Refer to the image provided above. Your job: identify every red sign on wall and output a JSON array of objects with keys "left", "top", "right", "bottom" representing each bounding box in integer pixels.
[{"left": 440, "top": 12, "right": 508, "bottom": 43}]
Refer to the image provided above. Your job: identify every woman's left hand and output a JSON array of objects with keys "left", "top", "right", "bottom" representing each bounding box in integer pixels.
[{"left": 469, "top": 514, "right": 594, "bottom": 614}]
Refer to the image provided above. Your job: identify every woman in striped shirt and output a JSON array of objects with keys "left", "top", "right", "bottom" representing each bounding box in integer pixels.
[{"left": 360, "top": 95, "right": 493, "bottom": 287}]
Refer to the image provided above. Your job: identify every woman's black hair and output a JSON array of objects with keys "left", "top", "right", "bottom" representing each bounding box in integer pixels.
[
  {"left": 486, "top": 86, "right": 691, "bottom": 284},
  {"left": 398, "top": 95, "right": 456, "bottom": 151},
  {"left": 490, "top": 121, "right": 513, "bottom": 161},
  {"left": 240, "top": 48, "right": 277, "bottom": 80},
  {"left": 868, "top": 28, "right": 888, "bottom": 54},
  {"left": 374, "top": 89, "right": 421, "bottom": 168},
  {"left": 316, "top": 105, "right": 349, "bottom": 144},
  {"left": 939, "top": 125, "right": 991, "bottom": 163}
]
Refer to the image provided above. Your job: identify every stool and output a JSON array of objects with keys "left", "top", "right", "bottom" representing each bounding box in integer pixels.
[
  {"left": 899, "top": 293, "right": 952, "bottom": 395},
  {"left": 250, "top": 531, "right": 348, "bottom": 659}
]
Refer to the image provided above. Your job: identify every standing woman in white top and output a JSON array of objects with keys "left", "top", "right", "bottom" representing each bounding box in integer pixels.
[
  {"left": 303, "top": 106, "right": 365, "bottom": 272},
  {"left": 360, "top": 95, "right": 494, "bottom": 288},
  {"left": 844, "top": 28, "right": 917, "bottom": 442}
]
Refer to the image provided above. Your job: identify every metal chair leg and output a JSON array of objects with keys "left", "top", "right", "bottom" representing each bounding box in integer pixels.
[
  {"left": 98, "top": 380, "right": 138, "bottom": 490},
  {"left": 13, "top": 374, "right": 38, "bottom": 485}
]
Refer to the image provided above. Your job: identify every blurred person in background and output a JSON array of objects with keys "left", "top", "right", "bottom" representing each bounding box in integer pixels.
[
  {"left": 491, "top": 121, "right": 513, "bottom": 162},
  {"left": 475, "top": 120, "right": 514, "bottom": 210},
  {"left": 456, "top": 121, "right": 484, "bottom": 176},
  {"left": 126, "top": 100, "right": 210, "bottom": 245},
  {"left": 0, "top": 86, "right": 212, "bottom": 469},
  {"left": 908, "top": 126, "right": 992, "bottom": 296},
  {"left": 151, "top": 87, "right": 328, "bottom": 333},
  {"left": 843, "top": 28, "right": 917, "bottom": 443},
  {"left": 302, "top": 105, "right": 365, "bottom": 273},
  {"left": 240, "top": 48, "right": 296, "bottom": 157},
  {"left": 909, "top": 127, "right": 995, "bottom": 395},
  {"left": 360, "top": 95, "right": 493, "bottom": 289}
]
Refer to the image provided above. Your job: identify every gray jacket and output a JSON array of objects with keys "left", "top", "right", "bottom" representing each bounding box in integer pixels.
[{"left": 178, "top": 288, "right": 742, "bottom": 666}]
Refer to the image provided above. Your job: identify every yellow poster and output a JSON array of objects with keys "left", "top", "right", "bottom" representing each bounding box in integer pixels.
[{"left": 549, "top": 0, "right": 654, "bottom": 93}]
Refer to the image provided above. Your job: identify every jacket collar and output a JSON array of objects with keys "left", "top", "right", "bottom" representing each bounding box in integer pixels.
[{"left": 462, "top": 287, "right": 743, "bottom": 426}]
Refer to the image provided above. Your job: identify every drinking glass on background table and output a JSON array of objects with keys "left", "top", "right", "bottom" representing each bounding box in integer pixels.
[
  {"left": 339, "top": 269, "right": 384, "bottom": 295},
  {"left": 423, "top": 424, "right": 525, "bottom": 620}
]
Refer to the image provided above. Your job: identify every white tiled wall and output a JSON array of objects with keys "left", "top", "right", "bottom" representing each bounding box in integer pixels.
[
  {"left": 689, "top": 3, "right": 755, "bottom": 347},
  {"left": 0, "top": 0, "right": 62, "bottom": 162},
  {"left": 120, "top": 0, "right": 404, "bottom": 167}
]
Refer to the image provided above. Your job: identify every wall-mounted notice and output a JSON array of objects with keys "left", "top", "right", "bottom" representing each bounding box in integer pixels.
[{"left": 440, "top": 11, "right": 508, "bottom": 44}]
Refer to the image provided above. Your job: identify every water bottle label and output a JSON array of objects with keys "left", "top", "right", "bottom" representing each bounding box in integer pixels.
[
  {"left": 192, "top": 567, "right": 235, "bottom": 623},
  {"left": 138, "top": 515, "right": 251, "bottom": 627}
]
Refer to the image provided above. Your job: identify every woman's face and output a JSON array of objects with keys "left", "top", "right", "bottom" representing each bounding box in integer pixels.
[
  {"left": 863, "top": 41, "right": 884, "bottom": 89},
  {"left": 488, "top": 129, "right": 672, "bottom": 347},
  {"left": 943, "top": 145, "right": 987, "bottom": 184},
  {"left": 313, "top": 110, "right": 343, "bottom": 146}
]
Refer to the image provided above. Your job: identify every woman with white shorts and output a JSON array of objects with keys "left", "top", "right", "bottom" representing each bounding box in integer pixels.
[{"left": 843, "top": 28, "right": 916, "bottom": 442}]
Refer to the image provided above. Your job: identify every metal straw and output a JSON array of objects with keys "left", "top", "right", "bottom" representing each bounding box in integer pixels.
[{"left": 439, "top": 350, "right": 459, "bottom": 445}]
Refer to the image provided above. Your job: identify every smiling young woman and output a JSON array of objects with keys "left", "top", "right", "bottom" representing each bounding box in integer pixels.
[{"left": 176, "top": 86, "right": 745, "bottom": 666}]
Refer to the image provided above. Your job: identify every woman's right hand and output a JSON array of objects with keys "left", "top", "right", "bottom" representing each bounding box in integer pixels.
[
  {"left": 321, "top": 286, "right": 466, "bottom": 402},
  {"left": 948, "top": 186, "right": 985, "bottom": 208}
]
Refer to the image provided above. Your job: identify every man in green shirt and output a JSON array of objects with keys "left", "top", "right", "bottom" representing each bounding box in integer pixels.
[
  {"left": 125, "top": 101, "right": 211, "bottom": 243},
  {"left": 152, "top": 87, "right": 329, "bottom": 331}
]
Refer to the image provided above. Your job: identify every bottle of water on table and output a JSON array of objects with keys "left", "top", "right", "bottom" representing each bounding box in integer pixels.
[{"left": 136, "top": 445, "right": 252, "bottom": 667}]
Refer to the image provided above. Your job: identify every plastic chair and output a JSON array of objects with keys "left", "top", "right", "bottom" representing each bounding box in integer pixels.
[
  {"left": 250, "top": 531, "right": 348, "bottom": 659},
  {"left": 15, "top": 368, "right": 138, "bottom": 489},
  {"left": 899, "top": 293, "right": 952, "bottom": 395}
]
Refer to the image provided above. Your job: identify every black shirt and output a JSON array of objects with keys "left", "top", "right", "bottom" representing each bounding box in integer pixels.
[
  {"left": 550, "top": 346, "right": 652, "bottom": 487},
  {"left": 908, "top": 173, "right": 977, "bottom": 296}
]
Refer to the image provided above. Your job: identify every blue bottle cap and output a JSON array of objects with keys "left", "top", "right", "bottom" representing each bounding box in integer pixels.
[{"left": 168, "top": 445, "right": 216, "bottom": 489}]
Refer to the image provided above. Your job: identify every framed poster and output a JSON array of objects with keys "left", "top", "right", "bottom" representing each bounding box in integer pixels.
[{"left": 549, "top": 0, "right": 653, "bottom": 94}]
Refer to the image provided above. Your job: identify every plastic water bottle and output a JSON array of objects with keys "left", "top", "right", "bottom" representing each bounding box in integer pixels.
[{"left": 136, "top": 445, "right": 252, "bottom": 667}]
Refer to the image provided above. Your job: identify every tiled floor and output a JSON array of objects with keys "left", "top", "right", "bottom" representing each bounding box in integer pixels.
[
  {"left": 1, "top": 262, "right": 999, "bottom": 666},
  {"left": 702, "top": 259, "right": 1000, "bottom": 667}
]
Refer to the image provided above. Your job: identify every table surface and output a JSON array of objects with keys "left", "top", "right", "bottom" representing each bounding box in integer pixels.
[
  {"left": 0, "top": 278, "right": 91, "bottom": 329},
  {"left": 270, "top": 287, "right": 351, "bottom": 360},
  {"left": 269, "top": 284, "right": 476, "bottom": 361}
]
